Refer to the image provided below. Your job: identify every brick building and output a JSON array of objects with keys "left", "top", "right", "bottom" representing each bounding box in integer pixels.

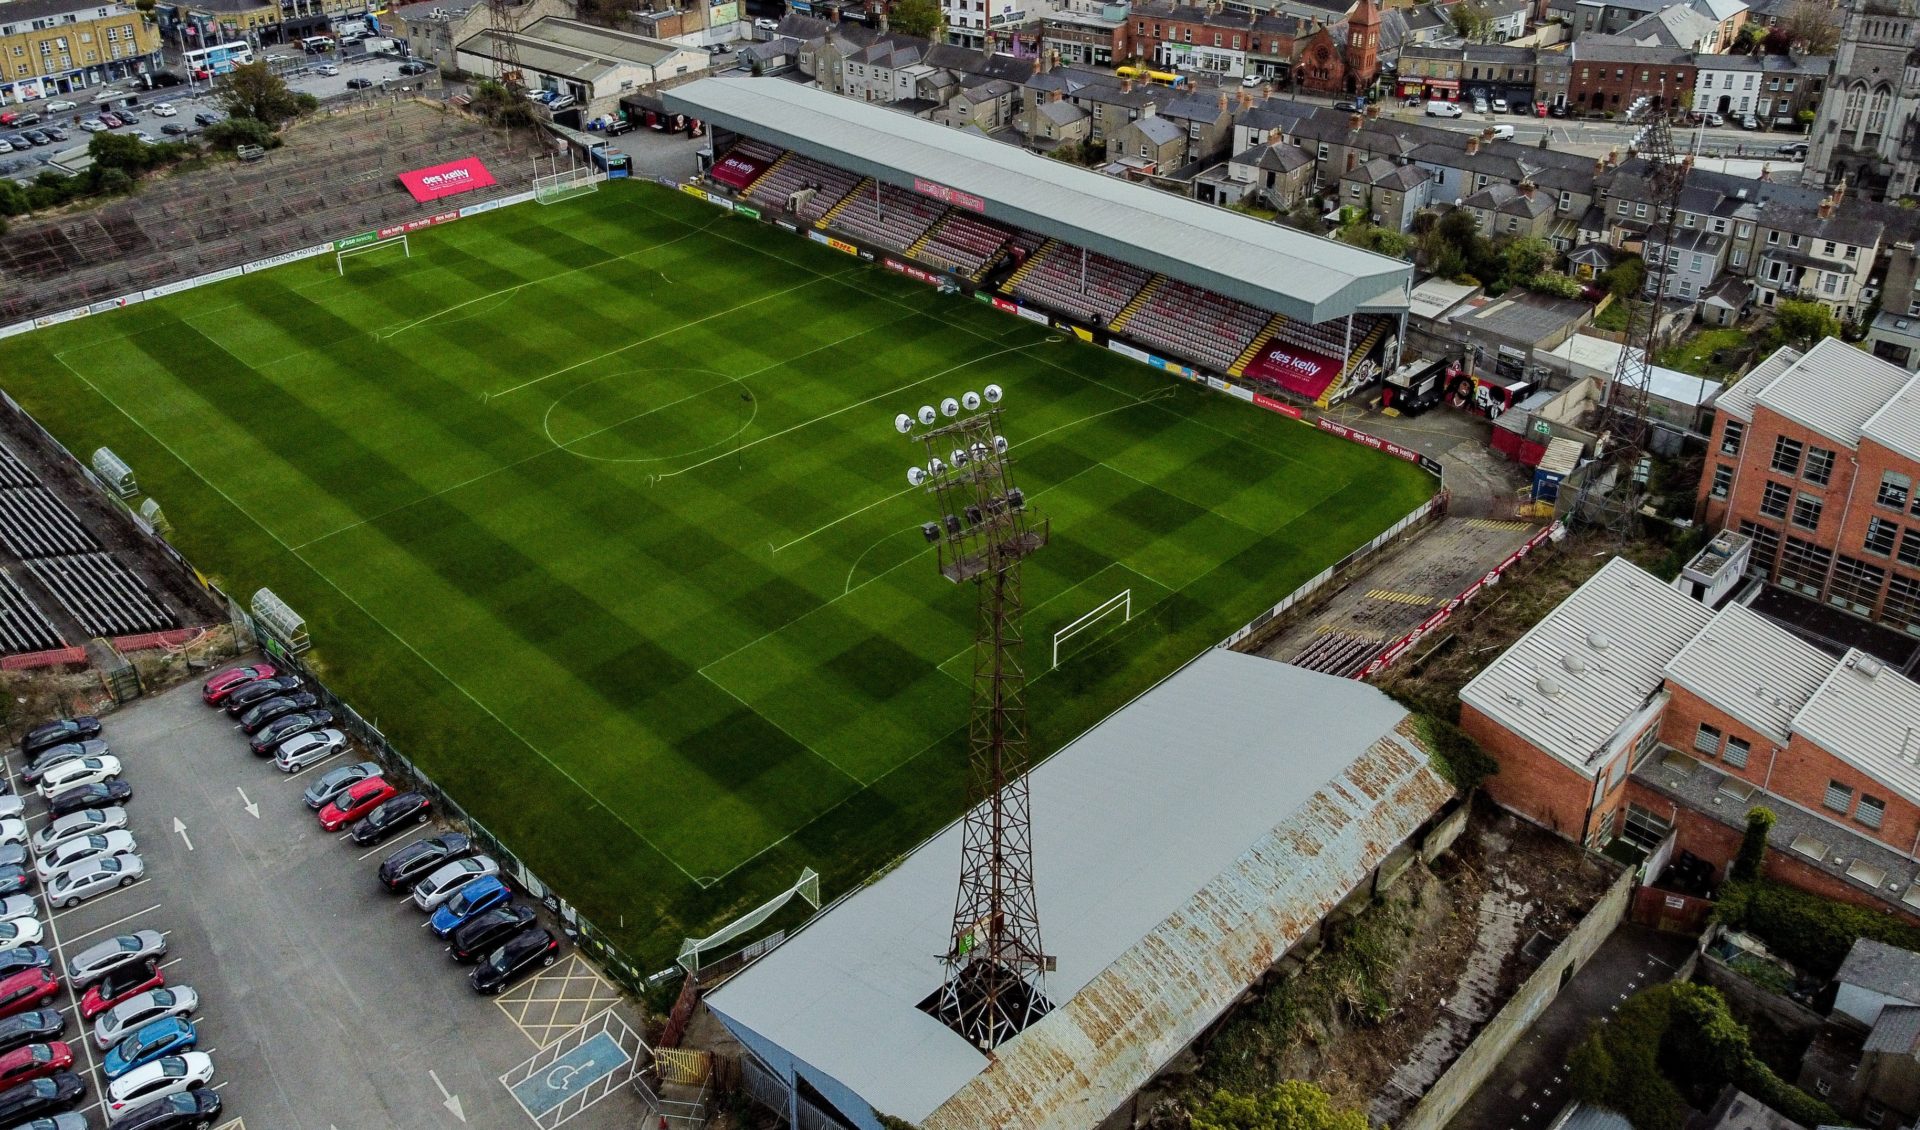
[
  {"left": 1566, "top": 39, "right": 1697, "bottom": 112},
  {"left": 1698, "top": 338, "right": 1920, "bottom": 638},
  {"left": 1461, "top": 555, "right": 1920, "bottom": 922}
]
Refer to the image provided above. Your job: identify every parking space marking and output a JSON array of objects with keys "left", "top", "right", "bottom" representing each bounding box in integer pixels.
[
  {"left": 49, "top": 876, "right": 152, "bottom": 919},
  {"left": 494, "top": 957, "right": 622, "bottom": 1049},
  {"left": 358, "top": 827, "right": 431, "bottom": 862},
  {"left": 59, "top": 903, "right": 161, "bottom": 946},
  {"left": 499, "top": 1009, "right": 648, "bottom": 1130}
]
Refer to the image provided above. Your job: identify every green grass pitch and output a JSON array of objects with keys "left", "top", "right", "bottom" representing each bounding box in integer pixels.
[{"left": 0, "top": 181, "right": 1435, "bottom": 962}]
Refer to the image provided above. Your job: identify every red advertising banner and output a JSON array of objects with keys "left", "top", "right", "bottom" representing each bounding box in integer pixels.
[
  {"left": 378, "top": 211, "right": 460, "bottom": 240},
  {"left": 1315, "top": 418, "right": 1426, "bottom": 467},
  {"left": 1240, "top": 341, "right": 1341, "bottom": 402},
  {"left": 884, "top": 257, "right": 941, "bottom": 286},
  {"left": 1251, "top": 393, "right": 1304, "bottom": 419},
  {"left": 710, "top": 149, "right": 770, "bottom": 190},
  {"left": 913, "top": 177, "right": 987, "bottom": 213},
  {"left": 398, "top": 157, "right": 496, "bottom": 203}
]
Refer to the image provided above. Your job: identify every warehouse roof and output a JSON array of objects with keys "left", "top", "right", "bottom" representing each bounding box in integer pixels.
[
  {"left": 1794, "top": 650, "right": 1920, "bottom": 810},
  {"left": 458, "top": 16, "right": 696, "bottom": 81},
  {"left": 707, "top": 648, "right": 1452, "bottom": 1128},
  {"left": 1750, "top": 337, "right": 1915, "bottom": 449},
  {"left": 663, "top": 77, "right": 1412, "bottom": 324},
  {"left": 1662, "top": 603, "right": 1831, "bottom": 745}
]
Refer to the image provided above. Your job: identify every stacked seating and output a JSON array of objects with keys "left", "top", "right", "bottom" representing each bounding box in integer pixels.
[
  {"left": 0, "top": 573, "right": 61, "bottom": 654},
  {"left": 1266, "top": 313, "right": 1377, "bottom": 365},
  {"left": 27, "top": 554, "right": 172, "bottom": 637},
  {"left": 0, "top": 490, "right": 95, "bottom": 559},
  {"left": 1116, "top": 278, "right": 1269, "bottom": 374},
  {"left": 742, "top": 153, "right": 861, "bottom": 225},
  {"left": 1007, "top": 242, "right": 1151, "bottom": 327},
  {"left": 824, "top": 182, "right": 945, "bottom": 254},
  {"left": 914, "top": 211, "right": 1013, "bottom": 278}
]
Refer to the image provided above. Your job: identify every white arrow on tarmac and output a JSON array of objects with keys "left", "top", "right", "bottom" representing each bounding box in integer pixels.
[
  {"left": 172, "top": 818, "right": 192, "bottom": 852},
  {"left": 429, "top": 1069, "right": 465, "bottom": 1123},
  {"left": 236, "top": 787, "right": 258, "bottom": 819}
]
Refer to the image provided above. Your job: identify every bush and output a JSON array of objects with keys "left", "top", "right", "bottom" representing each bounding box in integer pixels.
[
  {"left": 202, "top": 116, "right": 280, "bottom": 152},
  {"left": 1411, "top": 713, "right": 1497, "bottom": 792},
  {"left": 1730, "top": 807, "right": 1773, "bottom": 882},
  {"left": 1716, "top": 878, "right": 1920, "bottom": 976},
  {"left": 1527, "top": 272, "right": 1584, "bottom": 299}
]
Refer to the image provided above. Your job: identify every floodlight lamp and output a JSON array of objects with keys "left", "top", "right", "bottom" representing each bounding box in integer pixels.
[
  {"left": 992, "top": 435, "right": 1009, "bottom": 455},
  {"left": 962, "top": 391, "right": 982, "bottom": 411},
  {"left": 894, "top": 413, "right": 914, "bottom": 434},
  {"left": 950, "top": 448, "right": 968, "bottom": 467},
  {"left": 969, "top": 442, "right": 988, "bottom": 461},
  {"left": 918, "top": 405, "right": 938, "bottom": 426},
  {"left": 907, "top": 467, "right": 927, "bottom": 487},
  {"left": 941, "top": 397, "right": 960, "bottom": 418},
  {"left": 1007, "top": 488, "right": 1026, "bottom": 511},
  {"left": 929, "top": 457, "right": 946, "bottom": 476},
  {"left": 964, "top": 504, "right": 983, "bottom": 525},
  {"left": 921, "top": 522, "right": 941, "bottom": 543},
  {"left": 944, "top": 514, "right": 962, "bottom": 535},
  {"left": 983, "top": 384, "right": 1003, "bottom": 404}
]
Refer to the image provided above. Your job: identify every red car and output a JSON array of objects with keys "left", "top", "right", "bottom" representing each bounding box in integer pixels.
[
  {"left": 0, "top": 1042, "right": 72, "bottom": 1088},
  {"left": 0, "top": 971, "right": 58, "bottom": 1021},
  {"left": 81, "top": 960, "right": 162, "bottom": 1021},
  {"left": 203, "top": 664, "right": 276, "bottom": 705},
  {"left": 319, "top": 777, "right": 396, "bottom": 832}
]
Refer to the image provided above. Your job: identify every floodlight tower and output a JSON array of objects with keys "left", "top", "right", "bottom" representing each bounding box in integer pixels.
[
  {"left": 894, "top": 385, "right": 1054, "bottom": 1050},
  {"left": 487, "top": 0, "right": 528, "bottom": 92},
  {"left": 1610, "top": 88, "right": 1688, "bottom": 462}
]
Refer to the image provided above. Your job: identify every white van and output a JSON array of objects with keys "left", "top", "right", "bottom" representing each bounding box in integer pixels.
[
  {"left": 1490, "top": 124, "right": 1516, "bottom": 140},
  {"left": 1426, "top": 100, "right": 1463, "bottom": 118}
]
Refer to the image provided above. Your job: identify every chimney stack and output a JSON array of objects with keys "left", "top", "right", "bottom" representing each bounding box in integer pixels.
[
  {"left": 1520, "top": 179, "right": 1535, "bottom": 198},
  {"left": 1123, "top": 75, "right": 1135, "bottom": 91},
  {"left": 1219, "top": 91, "right": 1229, "bottom": 111},
  {"left": 1593, "top": 156, "right": 1605, "bottom": 177},
  {"left": 1481, "top": 126, "right": 1495, "bottom": 141},
  {"left": 1366, "top": 101, "right": 1381, "bottom": 118},
  {"left": 1466, "top": 134, "right": 1480, "bottom": 155},
  {"left": 1758, "top": 163, "right": 1772, "bottom": 182},
  {"left": 1349, "top": 111, "right": 1364, "bottom": 130},
  {"left": 1834, "top": 175, "right": 1849, "bottom": 204},
  {"left": 1818, "top": 193, "right": 1836, "bottom": 219},
  {"left": 1238, "top": 89, "right": 1254, "bottom": 111}
]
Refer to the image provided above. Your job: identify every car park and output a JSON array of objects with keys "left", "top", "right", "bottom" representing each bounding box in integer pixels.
[
  {"left": 20, "top": 720, "right": 99, "bottom": 759},
  {"left": 48, "top": 781, "right": 131, "bottom": 819},
  {"left": 67, "top": 933, "right": 165, "bottom": 991},
  {"left": 0, "top": 1011, "right": 65, "bottom": 1055},
  {"left": 347, "top": 791, "right": 428, "bottom": 845},
  {"left": 317, "top": 777, "right": 395, "bottom": 832},
  {"left": 0, "top": 1041, "right": 73, "bottom": 1088},
  {"left": 469, "top": 927, "right": 559, "bottom": 994},
  {"left": 412, "top": 856, "right": 499, "bottom": 912},
  {"left": 239, "top": 693, "right": 318, "bottom": 734},
  {"left": 271, "top": 729, "right": 346, "bottom": 773},
  {"left": 377, "top": 833, "right": 471, "bottom": 892},
  {"left": 81, "top": 962, "right": 162, "bottom": 1022},
  {"left": 36, "top": 757, "right": 122, "bottom": 800},
  {"left": 448, "top": 903, "right": 536, "bottom": 962},
  {"left": 221, "top": 676, "right": 300, "bottom": 716},
  {"left": 429, "top": 875, "right": 509, "bottom": 936},
  {"left": 36, "top": 831, "right": 137, "bottom": 884},
  {"left": 0, "top": 949, "right": 51, "bottom": 982},
  {"left": 0, "top": 1073, "right": 85, "bottom": 1122},
  {"left": 102, "top": 1019, "right": 194, "bottom": 1080},
  {"left": 105, "top": 1052, "right": 213, "bottom": 1123},
  {"left": 32, "top": 808, "right": 126, "bottom": 855},
  {"left": 22, "top": 741, "right": 110, "bottom": 784},
  {"left": 93, "top": 989, "right": 197, "bottom": 1052},
  {"left": 302, "top": 761, "right": 379, "bottom": 809},
  {"left": 46, "top": 854, "right": 142, "bottom": 910},
  {"left": 248, "top": 711, "right": 334, "bottom": 756},
  {"left": 113, "top": 1088, "right": 220, "bottom": 1130},
  {"left": 0, "top": 972, "right": 59, "bottom": 1020},
  {"left": 0, "top": 921, "right": 42, "bottom": 948}
]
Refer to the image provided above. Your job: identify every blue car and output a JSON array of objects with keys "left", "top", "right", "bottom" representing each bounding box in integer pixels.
[
  {"left": 102, "top": 1017, "right": 195, "bottom": 1080},
  {"left": 430, "top": 876, "right": 510, "bottom": 938}
]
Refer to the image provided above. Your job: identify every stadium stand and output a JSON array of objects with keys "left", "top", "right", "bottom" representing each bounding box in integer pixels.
[
  {"left": 742, "top": 152, "right": 861, "bottom": 225},
  {"left": 1006, "top": 241, "right": 1152, "bottom": 327},
  {"left": 1114, "top": 278, "right": 1269, "bottom": 375},
  {"left": 911, "top": 210, "right": 1013, "bottom": 280},
  {"left": 0, "top": 573, "right": 62, "bottom": 654},
  {"left": 819, "top": 179, "right": 945, "bottom": 255},
  {"left": 26, "top": 554, "right": 172, "bottom": 637},
  {"left": 0, "top": 489, "right": 97, "bottom": 559}
]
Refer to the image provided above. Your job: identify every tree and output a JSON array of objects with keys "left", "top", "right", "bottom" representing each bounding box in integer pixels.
[
  {"left": 1450, "top": 0, "right": 1492, "bottom": 41},
  {"left": 467, "top": 80, "right": 537, "bottom": 129},
  {"left": 890, "top": 0, "right": 944, "bottom": 39},
  {"left": 1780, "top": 0, "right": 1839, "bottom": 54},
  {"left": 1502, "top": 235, "right": 1555, "bottom": 286},
  {"left": 1731, "top": 806, "right": 1774, "bottom": 883},
  {"left": 215, "top": 61, "right": 311, "bottom": 128},
  {"left": 1731, "top": 23, "right": 1760, "bottom": 53},
  {"left": 1767, "top": 298, "right": 1841, "bottom": 350},
  {"left": 1190, "top": 1081, "right": 1371, "bottom": 1130},
  {"left": 1602, "top": 254, "right": 1645, "bottom": 300}
]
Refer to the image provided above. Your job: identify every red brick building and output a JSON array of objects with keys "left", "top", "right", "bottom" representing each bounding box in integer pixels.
[
  {"left": 1461, "top": 556, "right": 1920, "bottom": 923},
  {"left": 1698, "top": 337, "right": 1920, "bottom": 640},
  {"left": 1566, "top": 40, "right": 1697, "bottom": 113}
]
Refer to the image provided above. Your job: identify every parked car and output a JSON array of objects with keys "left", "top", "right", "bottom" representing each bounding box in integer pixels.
[
  {"left": 412, "top": 856, "right": 499, "bottom": 912},
  {"left": 150, "top": 103, "right": 176, "bottom": 117},
  {"left": 378, "top": 833, "right": 472, "bottom": 893},
  {"left": 102, "top": 1019, "right": 195, "bottom": 1080},
  {"left": 192, "top": 112, "right": 219, "bottom": 127},
  {"left": 46, "top": 855, "right": 142, "bottom": 910},
  {"left": 448, "top": 903, "right": 536, "bottom": 963},
  {"left": 0, "top": 972, "right": 60, "bottom": 1020},
  {"left": 117, "top": 112, "right": 140, "bottom": 125},
  {"left": 22, "top": 743, "right": 110, "bottom": 785},
  {"left": 1741, "top": 113, "right": 1760, "bottom": 129},
  {"left": 348, "top": 792, "right": 429, "bottom": 845},
  {"left": 316, "top": 63, "right": 340, "bottom": 75},
  {"left": 79, "top": 120, "right": 106, "bottom": 133},
  {"left": 302, "top": 761, "right": 379, "bottom": 810},
  {"left": 345, "top": 76, "right": 373, "bottom": 89},
  {"left": 129, "top": 130, "right": 153, "bottom": 143},
  {"left": 248, "top": 711, "right": 334, "bottom": 756},
  {"left": 20, "top": 720, "right": 99, "bottom": 759},
  {"left": 0, "top": 1073, "right": 85, "bottom": 1122},
  {"left": 159, "top": 124, "right": 187, "bottom": 136},
  {"left": 272, "top": 729, "right": 346, "bottom": 773},
  {"left": 398, "top": 59, "right": 430, "bottom": 75},
  {"left": 36, "top": 832, "right": 137, "bottom": 885},
  {"left": 112, "top": 1088, "right": 220, "bottom": 1130},
  {"left": 44, "top": 101, "right": 76, "bottom": 113},
  {"left": 93, "top": 989, "right": 197, "bottom": 1052},
  {"left": 0, "top": 820, "right": 25, "bottom": 849},
  {"left": 0, "top": 949, "right": 51, "bottom": 982},
  {"left": 469, "top": 927, "right": 559, "bottom": 994},
  {"left": 430, "top": 875, "right": 509, "bottom": 937},
  {"left": 67, "top": 933, "right": 165, "bottom": 991},
  {"left": 97, "top": 113, "right": 122, "bottom": 128},
  {"left": 0, "top": 898, "right": 34, "bottom": 925},
  {"left": 753, "top": 16, "right": 778, "bottom": 28},
  {"left": 0, "top": 1011, "right": 65, "bottom": 1055},
  {"left": 105, "top": 1052, "right": 213, "bottom": 1123},
  {"left": 0, "top": 1042, "right": 73, "bottom": 1089},
  {"left": 0, "top": 921, "right": 44, "bottom": 949},
  {"left": 7, "top": 1113, "right": 89, "bottom": 1130},
  {"left": 1777, "top": 140, "right": 1809, "bottom": 158},
  {"left": 0, "top": 800, "right": 19, "bottom": 825},
  {"left": 40, "top": 127, "right": 65, "bottom": 142},
  {"left": 36, "top": 758, "right": 122, "bottom": 801},
  {"left": 317, "top": 777, "right": 395, "bottom": 832},
  {"left": 81, "top": 962, "right": 163, "bottom": 1022},
  {"left": 1491, "top": 96, "right": 1509, "bottom": 112},
  {"left": 48, "top": 781, "right": 132, "bottom": 820},
  {"left": 221, "top": 676, "right": 301, "bottom": 716},
  {"left": 32, "top": 808, "right": 127, "bottom": 855},
  {"left": 23, "top": 131, "right": 48, "bottom": 146},
  {"left": 239, "top": 693, "right": 318, "bottom": 734},
  {"left": 0, "top": 869, "right": 33, "bottom": 899}
]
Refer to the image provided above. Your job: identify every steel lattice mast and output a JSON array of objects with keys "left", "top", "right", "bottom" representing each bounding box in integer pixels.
[
  {"left": 897, "top": 389, "right": 1054, "bottom": 1050},
  {"left": 1610, "top": 92, "right": 1688, "bottom": 461}
]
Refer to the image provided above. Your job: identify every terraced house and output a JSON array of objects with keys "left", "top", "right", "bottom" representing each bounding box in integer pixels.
[{"left": 0, "top": 0, "right": 160, "bottom": 104}]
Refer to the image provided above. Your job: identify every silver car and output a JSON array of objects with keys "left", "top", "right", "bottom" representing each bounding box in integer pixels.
[
  {"left": 48, "top": 854, "right": 145, "bottom": 911},
  {"left": 412, "top": 856, "right": 499, "bottom": 912},
  {"left": 274, "top": 729, "right": 347, "bottom": 773},
  {"left": 303, "top": 761, "right": 380, "bottom": 810},
  {"left": 93, "top": 986, "right": 199, "bottom": 1050},
  {"left": 36, "top": 830, "right": 137, "bottom": 883},
  {"left": 67, "top": 929, "right": 166, "bottom": 987},
  {"left": 31, "top": 807, "right": 127, "bottom": 854}
]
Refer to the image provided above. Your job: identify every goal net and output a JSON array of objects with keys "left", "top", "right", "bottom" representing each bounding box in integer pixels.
[
  {"left": 1052, "top": 589, "right": 1131, "bottom": 668},
  {"left": 534, "top": 166, "right": 601, "bottom": 205},
  {"left": 335, "top": 232, "right": 410, "bottom": 276}
]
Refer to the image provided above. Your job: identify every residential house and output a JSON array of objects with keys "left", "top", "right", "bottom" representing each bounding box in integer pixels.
[
  {"left": 0, "top": 0, "right": 160, "bottom": 102},
  {"left": 1461, "top": 181, "right": 1557, "bottom": 237},
  {"left": 1463, "top": 44, "right": 1539, "bottom": 106},
  {"left": 1037, "top": 6, "right": 1129, "bottom": 67},
  {"left": 1572, "top": 0, "right": 1666, "bottom": 38},
  {"left": 942, "top": 76, "right": 1015, "bottom": 129},
  {"left": 1017, "top": 94, "right": 1094, "bottom": 148},
  {"left": 1690, "top": 51, "right": 1825, "bottom": 124},
  {"left": 1643, "top": 225, "right": 1728, "bottom": 304},
  {"left": 1341, "top": 156, "right": 1432, "bottom": 231},
  {"left": 1218, "top": 141, "right": 1314, "bottom": 207},
  {"left": 1615, "top": 0, "right": 1747, "bottom": 52},
  {"left": 1130, "top": 0, "right": 1258, "bottom": 77},
  {"left": 1837, "top": 939, "right": 1920, "bottom": 1028},
  {"left": 1109, "top": 112, "right": 1188, "bottom": 168},
  {"left": 1160, "top": 90, "right": 1236, "bottom": 165},
  {"left": 1245, "top": 12, "right": 1311, "bottom": 83},
  {"left": 836, "top": 34, "right": 930, "bottom": 101},
  {"left": 1477, "top": 0, "right": 1533, "bottom": 42}
]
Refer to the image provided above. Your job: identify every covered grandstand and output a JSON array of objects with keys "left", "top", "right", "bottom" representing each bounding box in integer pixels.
[{"left": 663, "top": 78, "right": 1413, "bottom": 408}]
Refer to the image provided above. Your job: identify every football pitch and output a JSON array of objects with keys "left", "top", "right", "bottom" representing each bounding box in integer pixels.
[{"left": 0, "top": 181, "right": 1435, "bottom": 962}]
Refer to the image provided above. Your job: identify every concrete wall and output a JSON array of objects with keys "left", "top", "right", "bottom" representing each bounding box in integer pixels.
[
  {"left": 1393, "top": 860, "right": 1637, "bottom": 1130},
  {"left": 1698, "top": 951, "right": 1826, "bottom": 1036}
]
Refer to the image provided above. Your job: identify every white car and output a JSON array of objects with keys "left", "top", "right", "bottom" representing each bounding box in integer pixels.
[
  {"left": 130, "top": 130, "right": 154, "bottom": 143},
  {"left": 412, "top": 855, "right": 499, "bottom": 912},
  {"left": 274, "top": 728, "right": 347, "bottom": 773},
  {"left": 45, "top": 100, "right": 76, "bottom": 112},
  {"left": 317, "top": 63, "right": 340, "bottom": 76},
  {"left": 36, "top": 754, "right": 121, "bottom": 799},
  {"left": 94, "top": 987, "right": 199, "bottom": 1051},
  {"left": 0, "top": 918, "right": 44, "bottom": 947},
  {"left": 78, "top": 118, "right": 106, "bottom": 132},
  {"left": 106, "top": 1052, "right": 214, "bottom": 1124},
  {"left": 0, "top": 797, "right": 23, "bottom": 824},
  {"left": 46, "top": 853, "right": 142, "bottom": 909},
  {"left": 0, "top": 819, "right": 24, "bottom": 848},
  {"left": 36, "top": 830, "right": 138, "bottom": 883},
  {"left": 0, "top": 896, "right": 35, "bottom": 924},
  {"left": 151, "top": 102, "right": 176, "bottom": 116},
  {"left": 753, "top": 16, "right": 778, "bottom": 29},
  {"left": 33, "top": 806, "right": 128, "bottom": 854}
]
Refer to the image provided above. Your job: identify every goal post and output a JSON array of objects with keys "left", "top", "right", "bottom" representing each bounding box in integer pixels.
[
  {"left": 334, "top": 231, "right": 410, "bottom": 275},
  {"left": 533, "top": 151, "right": 602, "bottom": 205},
  {"left": 1052, "top": 589, "right": 1131, "bottom": 668}
]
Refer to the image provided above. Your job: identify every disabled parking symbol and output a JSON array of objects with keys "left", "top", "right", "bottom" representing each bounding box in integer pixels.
[{"left": 510, "top": 1032, "right": 631, "bottom": 1119}]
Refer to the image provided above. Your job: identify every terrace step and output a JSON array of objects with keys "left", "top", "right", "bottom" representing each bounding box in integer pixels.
[
  {"left": 1107, "top": 275, "right": 1164, "bottom": 333},
  {"left": 818, "top": 177, "right": 872, "bottom": 229},
  {"left": 1230, "top": 313, "right": 1288, "bottom": 378},
  {"left": 1001, "top": 238, "right": 1057, "bottom": 293}
]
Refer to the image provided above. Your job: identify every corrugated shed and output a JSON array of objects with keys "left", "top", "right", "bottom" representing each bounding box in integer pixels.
[
  {"left": 924, "top": 728, "right": 1451, "bottom": 1130},
  {"left": 1663, "top": 602, "right": 1832, "bottom": 745},
  {"left": 1754, "top": 337, "right": 1914, "bottom": 449}
]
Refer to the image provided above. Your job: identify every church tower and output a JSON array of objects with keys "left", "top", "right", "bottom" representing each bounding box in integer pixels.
[{"left": 1346, "top": 0, "right": 1381, "bottom": 96}]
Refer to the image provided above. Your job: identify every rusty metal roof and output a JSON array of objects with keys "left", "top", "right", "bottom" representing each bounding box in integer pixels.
[{"left": 707, "top": 648, "right": 1452, "bottom": 1127}]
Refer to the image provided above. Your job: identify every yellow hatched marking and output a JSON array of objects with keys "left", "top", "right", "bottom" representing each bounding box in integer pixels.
[{"left": 1366, "top": 589, "right": 1438, "bottom": 607}]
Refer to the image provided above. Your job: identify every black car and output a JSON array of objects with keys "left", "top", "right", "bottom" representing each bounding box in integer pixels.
[
  {"left": 192, "top": 112, "right": 218, "bottom": 126},
  {"left": 378, "top": 833, "right": 471, "bottom": 892},
  {"left": 41, "top": 127, "right": 66, "bottom": 142},
  {"left": 346, "top": 76, "right": 374, "bottom": 89},
  {"left": 23, "top": 741, "right": 108, "bottom": 783},
  {"left": 23, "top": 131, "right": 47, "bottom": 146},
  {"left": 116, "top": 112, "right": 140, "bottom": 125},
  {"left": 349, "top": 792, "right": 429, "bottom": 846},
  {"left": 0, "top": 1073, "right": 85, "bottom": 1122},
  {"left": 149, "top": 71, "right": 184, "bottom": 87},
  {"left": 160, "top": 123, "right": 187, "bottom": 136},
  {"left": 469, "top": 927, "right": 559, "bottom": 994},
  {"left": 0, "top": 947, "right": 51, "bottom": 981},
  {"left": 0, "top": 1010, "right": 64, "bottom": 1056},
  {"left": 222, "top": 676, "right": 302, "bottom": 717},
  {"left": 239, "top": 693, "right": 318, "bottom": 734},
  {"left": 247, "top": 710, "right": 334, "bottom": 756},
  {"left": 21, "top": 719, "right": 99, "bottom": 758},
  {"left": 1333, "top": 100, "right": 1358, "bottom": 112},
  {"left": 0, "top": 867, "right": 32, "bottom": 898},
  {"left": 115, "top": 1087, "right": 221, "bottom": 1129},
  {"left": 47, "top": 780, "right": 132, "bottom": 819},
  {"left": 449, "top": 903, "right": 536, "bottom": 963},
  {"left": 398, "top": 60, "right": 430, "bottom": 75}
]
